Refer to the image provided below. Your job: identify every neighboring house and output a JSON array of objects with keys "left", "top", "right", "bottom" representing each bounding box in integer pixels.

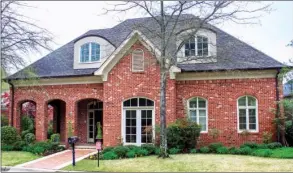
[
  {"left": 284, "top": 80, "right": 293, "bottom": 98},
  {"left": 4, "top": 15, "right": 285, "bottom": 147}
]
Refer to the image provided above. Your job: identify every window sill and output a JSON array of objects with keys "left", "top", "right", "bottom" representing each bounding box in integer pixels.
[
  {"left": 238, "top": 130, "right": 259, "bottom": 134},
  {"left": 79, "top": 61, "right": 101, "bottom": 64}
]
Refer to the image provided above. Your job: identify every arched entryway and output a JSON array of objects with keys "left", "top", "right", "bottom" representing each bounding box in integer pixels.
[
  {"left": 17, "top": 100, "right": 36, "bottom": 135},
  {"left": 46, "top": 99, "right": 66, "bottom": 142},
  {"left": 76, "top": 99, "right": 103, "bottom": 144}
]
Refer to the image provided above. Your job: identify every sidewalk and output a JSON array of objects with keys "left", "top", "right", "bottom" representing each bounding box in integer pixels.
[{"left": 13, "top": 149, "right": 97, "bottom": 171}]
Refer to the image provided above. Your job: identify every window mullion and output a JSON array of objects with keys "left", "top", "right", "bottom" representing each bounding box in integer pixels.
[
  {"left": 137, "top": 110, "right": 141, "bottom": 145},
  {"left": 89, "top": 43, "right": 92, "bottom": 62}
]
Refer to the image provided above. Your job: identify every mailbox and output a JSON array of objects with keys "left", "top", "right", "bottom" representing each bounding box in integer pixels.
[
  {"left": 68, "top": 136, "right": 79, "bottom": 144},
  {"left": 68, "top": 136, "right": 79, "bottom": 166}
]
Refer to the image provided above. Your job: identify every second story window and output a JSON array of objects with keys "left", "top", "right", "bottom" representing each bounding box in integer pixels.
[
  {"left": 184, "top": 36, "right": 209, "bottom": 57},
  {"left": 80, "top": 42, "right": 100, "bottom": 63}
]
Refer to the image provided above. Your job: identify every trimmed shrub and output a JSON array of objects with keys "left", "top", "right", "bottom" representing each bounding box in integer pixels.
[
  {"left": 126, "top": 150, "right": 136, "bottom": 158},
  {"left": 21, "top": 130, "right": 30, "bottom": 139},
  {"left": 102, "top": 146, "right": 114, "bottom": 154},
  {"left": 1, "top": 145, "right": 14, "bottom": 151},
  {"left": 141, "top": 144, "right": 156, "bottom": 154},
  {"left": 239, "top": 147, "right": 253, "bottom": 155},
  {"left": 267, "top": 142, "right": 282, "bottom": 149},
  {"left": 21, "top": 115, "right": 34, "bottom": 133},
  {"left": 112, "top": 146, "right": 129, "bottom": 158},
  {"left": 13, "top": 141, "right": 26, "bottom": 151},
  {"left": 252, "top": 149, "right": 273, "bottom": 157},
  {"left": 169, "top": 148, "right": 181, "bottom": 154},
  {"left": 1, "top": 126, "right": 19, "bottom": 145},
  {"left": 256, "top": 143, "right": 268, "bottom": 149},
  {"left": 135, "top": 149, "right": 149, "bottom": 156},
  {"left": 199, "top": 147, "right": 210, "bottom": 153},
  {"left": 155, "top": 148, "right": 160, "bottom": 155},
  {"left": 190, "top": 149, "right": 197, "bottom": 154},
  {"left": 285, "top": 120, "right": 293, "bottom": 146},
  {"left": 216, "top": 147, "right": 229, "bottom": 154},
  {"left": 47, "top": 120, "right": 53, "bottom": 139},
  {"left": 208, "top": 142, "right": 223, "bottom": 153},
  {"left": 1, "top": 115, "right": 9, "bottom": 126},
  {"left": 33, "top": 146, "right": 46, "bottom": 155},
  {"left": 50, "top": 134, "right": 60, "bottom": 143},
  {"left": 167, "top": 118, "right": 201, "bottom": 151},
  {"left": 24, "top": 133, "right": 35, "bottom": 144},
  {"left": 240, "top": 142, "right": 258, "bottom": 149},
  {"left": 125, "top": 145, "right": 140, "bottom": 150},
  {"left": 103, "top": 151, "right": 118, "bottom": 160},
  {"left": 23, "top": 141, "right": 63, "bottom": 155},
  {"left": 229, "top": 147, "right": 241, "bottom": 155}
]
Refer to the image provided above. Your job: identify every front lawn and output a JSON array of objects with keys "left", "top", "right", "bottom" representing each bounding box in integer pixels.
[
  {"left": 63, "top": 154, "right": 293, "bottom": 172},
  {"left": 1, "top": 151, "right": 41, "bottom": 166}
]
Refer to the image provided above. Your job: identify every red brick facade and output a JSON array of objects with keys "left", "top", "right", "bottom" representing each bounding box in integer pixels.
[{"left": 9, "top": 41, "right": 279, "bottom": 147}]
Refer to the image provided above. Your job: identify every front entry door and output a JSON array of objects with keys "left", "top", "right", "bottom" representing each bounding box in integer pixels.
[{"left": 88, "top": 109, "right": 103, "bottom": 143}]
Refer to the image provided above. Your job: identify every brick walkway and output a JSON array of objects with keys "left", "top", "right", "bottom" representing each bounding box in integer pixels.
[{"left": 15, "top": 149, "right": 96, "bottom": 170}]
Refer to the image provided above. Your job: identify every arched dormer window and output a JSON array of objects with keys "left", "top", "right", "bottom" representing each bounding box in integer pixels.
[
  {"left": 132, "top": 49, "right": 144, "bottom": 72},
  {"left": 80, "top": 42, "right": 100, "bottom": 63},
  {"left": 237, "top": 96, "right": 258, "bottom": 132},
  {"left": 185, "top": 36, "right": 208, "bottom": 57}
]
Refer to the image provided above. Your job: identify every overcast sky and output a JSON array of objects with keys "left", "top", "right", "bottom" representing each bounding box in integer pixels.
[{"left": 20, "top": 1, "right": 293, "bottom": 68}]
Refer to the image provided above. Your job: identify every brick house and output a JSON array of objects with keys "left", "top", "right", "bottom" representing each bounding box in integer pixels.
[{"left": 5, "top": 15, "right": 285, "bottom": 147}]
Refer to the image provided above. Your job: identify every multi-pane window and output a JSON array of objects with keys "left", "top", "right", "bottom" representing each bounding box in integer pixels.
[
  {"left": 80, "top": 42, "right": 100, "bottom": 62},
  {"left": 238, "top": 96, "right": 258, "bottom": 132},
  {"left": 80, "top": 43, "right": 90, "bottom": 62},
  {"left": 132, "top": 49, "right": 144, "bottom": 72},
  {"left": 123, "top": 98, "right": 154, "bottom": 145},
  {"left": 197, "top": 36, "right": 208, "bottom": 56},
  {"left": 188, "top": 97, "right": 208, "bottom": 132},
  {"left": 184, "top": 36, "right": 209, "bottom": 57},
  {"left": 184, "top": 37, "right": 196, "bottom": 57}
]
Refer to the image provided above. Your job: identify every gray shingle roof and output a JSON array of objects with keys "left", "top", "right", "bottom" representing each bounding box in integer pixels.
[{"left": 7, "top": 14, "right": 285, "bottom": 80}]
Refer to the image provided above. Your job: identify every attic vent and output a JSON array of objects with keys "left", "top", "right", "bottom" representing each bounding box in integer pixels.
[{"left": 132, "top": 49, "right": 144, "bottom": 72}]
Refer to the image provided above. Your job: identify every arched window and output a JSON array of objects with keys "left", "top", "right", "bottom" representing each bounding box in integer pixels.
[
  {"left": 237, "top": 96, "right": 258, "bottom": 132},
  {"left": 123, "top": 98, "right": 154, "bottom": 145},
  {"left": 132, "top": 49, "right": 144, "bottom": 72},
  {"left": 80, "top": 42, "right": 100, "bottom": 63},
  {"left": 185, "top": 36, "right": 209, "bottom": 57},
  {"left": 188, "top": 97, "right": 208, "bottom": 132}
]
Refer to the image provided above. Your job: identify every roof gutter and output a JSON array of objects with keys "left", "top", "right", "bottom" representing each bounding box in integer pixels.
[
  {"left": 7, "top": 80, "right": 14, "bottom": 126},
  {"left": 275, "top": 68, "right": 281, "bottom": 143}
]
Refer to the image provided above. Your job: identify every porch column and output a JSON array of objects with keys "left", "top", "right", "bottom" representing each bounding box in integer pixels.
[
  {"left": 65, "top": 101, "right": 78, "bottom": 140},
  {"left": 35, "top": 101, "right": 48, "bottom": 141},
  {"left": 13, "top": 101, "right": 21, "bottom": 133}
]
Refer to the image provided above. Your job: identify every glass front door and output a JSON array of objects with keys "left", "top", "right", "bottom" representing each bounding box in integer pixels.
[{"left": 88, "top": 109, "right": 103, "bottom": 143}]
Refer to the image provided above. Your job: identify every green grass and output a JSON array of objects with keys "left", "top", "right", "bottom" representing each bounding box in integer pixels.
[
  {"left": 1, "top": 151, "right": 41, "bottom": 166},
  {"left": 63, "top": 154, "right": 293, "bottom": 172}
]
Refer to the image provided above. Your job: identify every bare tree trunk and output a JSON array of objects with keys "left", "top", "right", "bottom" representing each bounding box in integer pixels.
[{"left": 159, "top": 70, "right": 169, "bottom": 158}]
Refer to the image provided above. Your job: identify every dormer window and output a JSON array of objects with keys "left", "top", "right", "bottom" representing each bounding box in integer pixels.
[
  {"left": 80, "top": 42, "right": 100, "bottom": 63},
  {"left": 185, "top": 36, "right": 209, "bottom": 57}
]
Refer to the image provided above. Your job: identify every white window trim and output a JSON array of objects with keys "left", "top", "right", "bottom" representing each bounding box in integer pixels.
[
  {"left": 131, "top": 49, "right": 144, "bottom": 72},
  {"left": 184, "top": 35, "right": 210, "bottom": 58},
  {"left": 237, "top": 96, "right": 259, "bottom": 133},
  {"left": 121, "top": 97, "right": 155, "bottom": 146},
  {"left": 79, "top": 42, "right": 101, "bottom": 63},
  {"left": 187, "top": 97, "right": 208, "bottom": 133}
]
